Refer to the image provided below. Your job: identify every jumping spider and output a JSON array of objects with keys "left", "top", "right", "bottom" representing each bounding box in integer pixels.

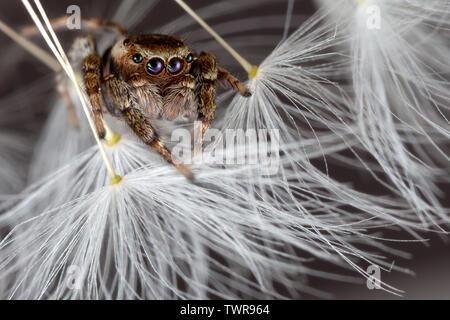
[{"left": 30, "top": 17, "right": 251, "bottom": 180}]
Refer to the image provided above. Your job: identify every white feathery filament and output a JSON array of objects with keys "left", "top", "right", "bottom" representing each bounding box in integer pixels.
[
  {"left": 21, "top": 0, "right": 121, "bottom": 185},
  {"left": 173, "top": 0, "right": 259, "bottom": 78}
]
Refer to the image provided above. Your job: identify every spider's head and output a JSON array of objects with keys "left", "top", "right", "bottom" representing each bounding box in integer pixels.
[{"left": 111, "top": 34, "right": 195, "bottom": 82}]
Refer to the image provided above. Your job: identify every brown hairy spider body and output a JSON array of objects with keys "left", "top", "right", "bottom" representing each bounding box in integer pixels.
[{"left": 60, "top": 19, "right": 251, "bottom": 180}]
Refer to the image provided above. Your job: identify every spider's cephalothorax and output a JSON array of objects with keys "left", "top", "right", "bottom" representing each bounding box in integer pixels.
[
  {"left": 108, "top": 34, "right": 204, "bottom": 123},
  {"left": 62, "top": 19, "right": 251, "bottom": 180}
]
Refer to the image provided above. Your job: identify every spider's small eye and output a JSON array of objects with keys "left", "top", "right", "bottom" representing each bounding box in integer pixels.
[
  {"left": 123, "top": 39, "right": 130, "bottom": 46},
  {"left": 133, "top": 54, "right": 143, "bottom": 64},
  {"left": 186, "top": 53, "right": 193, "bottom": 63},
  {"left": 147, "top": 57, "right": 164, "bottom": 75},
  {"left": 168, "top": 57, "right": 184, "bottom": 74}
]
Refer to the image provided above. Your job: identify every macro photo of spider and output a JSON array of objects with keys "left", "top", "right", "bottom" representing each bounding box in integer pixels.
[
  {"left": 26, "top": 16, "right": 252, "bottom": 180},
  {"left": 0, "top": 0, "right": 449, "bottom": 304}
]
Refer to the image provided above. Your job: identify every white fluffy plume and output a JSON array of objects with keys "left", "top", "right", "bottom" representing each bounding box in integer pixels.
[
  {"left": 0, "top": 133, "right": 416, "bottom": 298},
  {"left": 315, "top": 0, "right": 450, "bottom": 226}
]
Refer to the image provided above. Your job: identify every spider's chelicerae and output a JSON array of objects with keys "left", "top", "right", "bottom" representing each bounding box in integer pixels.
[{"left": 41, "top": 17, "right": 252, "bottom": 180}]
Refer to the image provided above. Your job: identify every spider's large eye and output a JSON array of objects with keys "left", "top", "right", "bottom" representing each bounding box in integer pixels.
[
  {"left": 133, "top": 54, "right": 143, "bottom": 63},
  {"left": 147, "top": 57, "right": 164, "bottom": 75},
  {"left": 168, "top": 57, "right": 184, "bottom": 74},
  {"left": 186, "top": 53, "right": 193, "bottom": 63}
]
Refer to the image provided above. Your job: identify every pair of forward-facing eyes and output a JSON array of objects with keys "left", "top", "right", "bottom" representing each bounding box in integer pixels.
[{"left": 131, "top": 53, "right": 194, "bottom": 75}]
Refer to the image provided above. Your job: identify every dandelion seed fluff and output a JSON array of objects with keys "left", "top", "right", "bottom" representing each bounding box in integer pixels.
[
  {"left": 1, "top": 141, "right": 416, "bottom": 299},
  {"left": 315, "top": 0, "right": 450, "bottom": 225}
]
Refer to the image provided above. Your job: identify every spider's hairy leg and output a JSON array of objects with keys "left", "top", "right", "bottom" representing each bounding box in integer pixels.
[
  {"left": 193, "top": 52, "right": 219, "bottom": 148},
  {"left": 56, "top": 73, "right": 78, "bottom": 128},
  {"left": 75, "top": 34, "right": 109, "bottom": 139},
  {"left": 105, "top": 75, "right": 194, "bottom": 180},
  {"left": 22, "top": 16, "right": 127, "bottom": 36},
  {"left": 124, "top": 108, "right": 193, "bottom": 180},
  {"left": 55, "top": 34, "right": 102, "bottom": 130},
  {"left": 82, "top": 17, "right": 127, "bottom": 35},
  {"left": 218, "top": 67, "right": 251, "bottom": 97},
  {"left": 193, "top": 52, "right": 251, "bottom": 149},
  {"left": 83, "top": 53, "right": 107, "bottom": 139},
  {"left": 199, "top": 120, "right": 211, "bottom": 149}
]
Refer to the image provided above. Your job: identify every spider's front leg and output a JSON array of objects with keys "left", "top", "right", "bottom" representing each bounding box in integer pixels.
[
  {"left": 218, "top": 67, "right": 251, "bottom": 97},
  {"left": 193, "top": 52, "right": 251, "bottom": 146},
  {"left": 192, "top": 52, "right": 218, "bottom": 146},
  {"left": 74, "top": 35, "right": 111, "bottom": 139},
  {"left": 83, "top": 53, "right": 107, "bottom": 139},
  {"left": 22, "top": 16, "right": 127, "bottom": 36},
  {"left": 104, "top": 75, "right": 194, "bottom": 180},
  {"left": 56, "top": 35, "right": 102, "bottom": 130}
]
